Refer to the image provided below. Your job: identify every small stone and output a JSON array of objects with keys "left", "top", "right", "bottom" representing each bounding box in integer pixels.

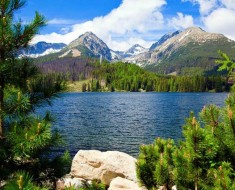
[
  {"left": 56, "top": 175, "right": 85, "bottom": 190},
  {"left": 108, "top": 177, "right": 146, "bottom": 190}
]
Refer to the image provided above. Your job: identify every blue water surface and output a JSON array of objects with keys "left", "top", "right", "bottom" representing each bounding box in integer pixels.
[{"left": 36, "top": 92, "right": 228, "bottom": 157}]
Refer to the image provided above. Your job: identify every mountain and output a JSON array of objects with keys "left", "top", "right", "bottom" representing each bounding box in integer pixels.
[
  {"left": 60, "top": 32, "right": 112, "bottom": 61},
  {"left": 128, "top": 27, "right": 235, "bottom": 75},
  {"left": 110, "top": 44, "right": 148, "bottom": 61},
  {"left": 149, "top": 30, "right": 180, "bottom": 51},
  {"left": 33, "top": 28, "right": 235, "bottom": 76},
  {"left": 124, "top": 44, "right": 148, "bottom": 57},
  {"left": 110, "top": 50, "right": 123, "bottom": 60},
  {"left": 19, "top": 41, "right": 66, "bottom": 58}
]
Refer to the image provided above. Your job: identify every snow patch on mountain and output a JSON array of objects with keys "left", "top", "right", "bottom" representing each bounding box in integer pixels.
[
  {"left": 124, "top": 44, "right": 148, "bottom": 57},
  {"left": 20, "top": 48, "right": 62, "bottom": 58},
  {"left": 19, "top": 41, "right": 66, "bottom": 58}
]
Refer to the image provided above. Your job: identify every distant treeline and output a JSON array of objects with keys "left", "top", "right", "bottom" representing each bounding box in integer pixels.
[
  {"left": 36, "top": 57, "right": 228, "bottom": 92},
  {"left": 88, "top": 62, "right": 228, "bottom": 92}
]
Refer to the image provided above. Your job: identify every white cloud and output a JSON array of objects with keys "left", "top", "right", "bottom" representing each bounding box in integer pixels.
[
  {"left": 183, "top": 0, "right": 235, "bottom": 41},
  {"left": 220, "top": 0, "right": 235, "bottom": 10},
  {"left": 60, "top": 27, "right": 71, "bottom": 34},
  {"left": 183, "top": 0, "right": 218, "bottom": 15},
  {"left": 48, "top": 18, "right": 78, "bottom": 25},
  {"left": 32, "top": 0, "right": 166, "bottom": 51},
  {"left": 168, "top": 12, "right": 194, "bottom": 30},
  {"left": 109, "top": 37, "right": 155, "bottom": 51},
  {"left": 203, "top": 8, "right": 235, "bottom": 40}
]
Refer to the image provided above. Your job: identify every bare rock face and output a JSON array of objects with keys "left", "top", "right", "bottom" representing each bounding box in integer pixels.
[
  {"left": 108, "top": 177, "right": 146, "bottom": 190},
  {"left": 70, "top": 150, "right": 137, "bottom": 185}
]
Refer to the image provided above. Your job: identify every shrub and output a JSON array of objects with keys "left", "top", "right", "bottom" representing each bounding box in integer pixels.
[{"left": 137, "top": 94, "right": 235, "bottom": 190}]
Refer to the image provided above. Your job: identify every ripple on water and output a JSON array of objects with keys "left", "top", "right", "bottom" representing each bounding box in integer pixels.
[{"left": 36, "top": 92, "right": 228, "bottom": 157}]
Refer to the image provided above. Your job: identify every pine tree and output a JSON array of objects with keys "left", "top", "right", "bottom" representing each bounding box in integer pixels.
[
  {"left": 216, "top": 50, "right": 235, "bottom": 83},
  {"left": 137, "top": 96, "right": 235, "bottom": 189},
  {"left": 173, "top": 112, "right": 219, "bottom": 190},
  {"left": 136, "top": 138, "right": 175, "bottom": 189},
  {"left": 0, "top": 0, "right": 70, "bottom": 186},
  {"left": 0, "top": 0, "right": 46, "bottom": 138}
]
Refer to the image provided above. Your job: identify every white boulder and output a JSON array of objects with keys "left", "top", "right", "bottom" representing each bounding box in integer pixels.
[{"left": 70, "top": 150, "right": 137, "bottom": 185}]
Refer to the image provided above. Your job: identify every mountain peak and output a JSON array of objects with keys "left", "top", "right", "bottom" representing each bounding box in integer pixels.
[
  {"left": 126, "top": 44, "right": 144, "bottom": 51},
  {"left": 131, "top": 44, "right": 144, "bottom": 48},
  {"left": 125, "top": 27, "right": 235, "bottom": 70},
  {"left": 74, "top": 31, "right": 100, "bottom": 43},
  {"left": 85, "top": 31, "right": 94, "bottom": 34},
  {"left": 150, "top": 30, "right": 181, "bottom": 51},
  {"left": 82, "top": 31, "right": 96, "bottom": 37},
  {"left": 151, "top": 27, "right": 227, "bottom": 56},
  {"left": 66, "top": 32, "right": 112, "bottom": 60},
  {"left": 185, "top": 26, "right": 204, "bottom": 32},
  {"left": 125, "top": 44, "right": 147, "bottom": 56}
]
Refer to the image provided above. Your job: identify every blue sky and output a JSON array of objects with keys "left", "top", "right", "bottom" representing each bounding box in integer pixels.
[{"left": 16, "top": 0, "right": 235, "bottom": 51}]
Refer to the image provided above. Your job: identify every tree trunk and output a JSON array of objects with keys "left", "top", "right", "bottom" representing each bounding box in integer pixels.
[
  {"left": 195, "top": 177, "right": 198, "bottom": 190},
  {"left": 0, "top": 74, "right": 4, "bottom": 138}
]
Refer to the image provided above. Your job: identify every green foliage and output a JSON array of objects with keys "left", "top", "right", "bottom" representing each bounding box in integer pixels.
[
  {"left": 137, "top": 138, "right": 175, "bottom": 189},
  {"left": 79, "top": 180, "right": 106, "bottom": 190},
  {"left": 63, "top": 180, "right": 106, "bottom": 190},
  {"left": 65, "top": 186, "right": 77, "bottom": 190},
  {"left": 4, "top": 87, "right": 31, "bottom": 119},
  {"left": 210, "top": 162, "right": 235, "bottom": 190},
  {"left": 29, "top": 74, "right": 67, "bottom": 100},
  {"left": 173, "top": 113, "right": 220, "bottom": 189},
  {"left": 0, "top": 0, "right": 46, "bottom": 136},
  {"left": 137, "top": 93, "right": 235, "bottom": 189},
  {"left": 4, "top": 171, "right": 48, "bottom": 190},
  {"left": 216, "top": 50, "right": 235, "bottom": 77},
  {"left": 51, "top": 150, "right": 72, "bottom": 177},
  {"left": 6, "top": 115, "right": 61, "bottom": 160},
  {"left": 0, "top": 0, "right": 69, "bottom": 188},
  {"left": 88, "top": 62, "right": 227, "bottom": 92}
]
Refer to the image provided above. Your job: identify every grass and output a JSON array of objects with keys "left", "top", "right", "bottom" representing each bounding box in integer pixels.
[{"left": 66, "top": 79, "right": 90, "bottom": 92}]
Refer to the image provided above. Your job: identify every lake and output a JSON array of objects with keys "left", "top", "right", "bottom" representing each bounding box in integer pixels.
[{"left": 36, "top": 92, "right": 228, "bottom": 157}]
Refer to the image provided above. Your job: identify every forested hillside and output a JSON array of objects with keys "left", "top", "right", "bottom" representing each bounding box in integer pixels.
[
  {"left": 37, "top": 57, "right": 99, "bottom": 81},
  {"left": 88, "top": 62, "right": 228, "bottom": 92},
  {"left": 39, "top": 57, "right": 229, "bottom": 92},
  {"left": 36, "top": 55, "right": 228, "bottom": 92}
]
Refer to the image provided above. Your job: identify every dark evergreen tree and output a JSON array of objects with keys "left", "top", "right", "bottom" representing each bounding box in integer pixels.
[
  {"left": 0, "top": 0, "right": 46, "bottom": 137},
  {"left": 0, "top": 0, "right": 69, "bottom": 188},
  {"left": 137, "top": 95, "right": 235, "bottom": 190},
  {"left": 137, "top": 138, "right": 175, "bottom": 189}
]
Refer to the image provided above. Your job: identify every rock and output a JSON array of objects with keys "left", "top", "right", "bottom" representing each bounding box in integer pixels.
[
  {"left": 70, "top": 150, "right": 137, "bottom": 185},
  {"left": 158, "top": 185, "right": 177, "bottom": 190},
  {"left": 0, "top": 180, "right": 6, "bottom": 189},
  {"left": 56, "top": 175, "right": 85, "bottom": 190},
  {"left": 108, "top": 177, "right": 146, "bottom": 190}
]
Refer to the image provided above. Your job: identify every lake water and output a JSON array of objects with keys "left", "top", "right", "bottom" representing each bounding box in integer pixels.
[{"left": 37, "top": 92, "right": 228, "bottom": 157}]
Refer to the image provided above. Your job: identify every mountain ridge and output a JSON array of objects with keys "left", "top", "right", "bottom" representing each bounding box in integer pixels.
[
  {"left": 63, "top": 32, "right": 112, "bottom": 61},
  {"left": 126, "top": 27, "right": 235, "bottom": 75},
  {"left": 32, "top": 27, "right": 235, "bottom": 76}
]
